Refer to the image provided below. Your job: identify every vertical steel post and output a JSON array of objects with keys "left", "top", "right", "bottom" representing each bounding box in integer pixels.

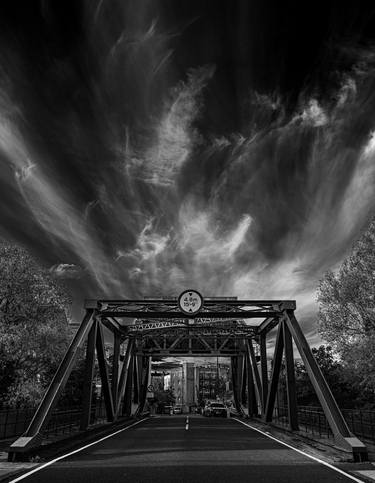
[
  {"left": 241, "top": 356, "right": 247, "bottom": 405},
  {"left": 80, "top": 319, "right": 98, "bottom": 430},
  {"left": 237, "top": 355, "right": 245, "bottom": 406},
  {"left": 260, "top": 332, "right": 268, "bottom": 415},
  {"left": 247, "top": 339, "right": 262, "bottom": 413},
  {"left": 136, "top": 356, "right": 150, "bottom": 415},
  {"left": 96, "top": 321, "right": 115, "bottom": 422},
  {"left": 115, "top": 338, "right": 134, "bottom": 415},
  {"left": 245, "top": 348, "right": 257, "bottom": 417},
  {"left": 133, "top": 354, "right": 139, "bottom": 404},
  {"left": 282, "top": 320, "right": 299, "bottom": 430},
  {"left": 111, "top": 334, "right": 121, "bottom": 408},
  {"left": 137, "top": 355, "right": 144, "bottom": 400},
  {"left": 123, "top": 352, "right": 134, "bottom": 416},
  {"left": 231, "top": 357, "right": 239, "bottom": 413},
  {"left": 231, "top": 356, "right": 244, "bottom": 415},
  {"left": 264, "top": 322, "right": 284, "bottom": 422}
]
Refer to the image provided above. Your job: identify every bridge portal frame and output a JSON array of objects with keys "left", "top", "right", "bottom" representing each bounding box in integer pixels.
[{"left": 8, "top": 297, "right": 367, "bottom": 461}]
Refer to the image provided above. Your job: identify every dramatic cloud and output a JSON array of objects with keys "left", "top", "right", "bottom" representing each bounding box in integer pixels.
[{"left": 0, "top": 1, "right": 374, "bottom": 343}]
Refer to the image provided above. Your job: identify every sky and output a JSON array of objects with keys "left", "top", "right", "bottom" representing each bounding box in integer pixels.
[{"left": 0, "top": 1, "right": 375, "bottom": 344}]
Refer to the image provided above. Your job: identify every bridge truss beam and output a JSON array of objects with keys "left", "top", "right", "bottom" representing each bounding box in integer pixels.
[{"left": 8, "top": 297, "right": 368, "bottom": 462}]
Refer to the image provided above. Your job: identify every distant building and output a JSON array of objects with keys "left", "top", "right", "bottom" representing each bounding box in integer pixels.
[
  {"left": 150, "top": 372, "right": 164, "bottom": 392},
  {"left": 150, "top": 360, "right": 232, "bottom": 410},
  {"left": 197, "top": 363, "right": 231, "bottom": 403},
  {"left": 183, "top": 362, "right": 195, "bottom": 411},
  {"left": 164, "top": 374, "right": 171, "bottom": 390},
  {"left": 163, "top": 364, "right": 197, "bottom": 410},
  {"left": 198, "top": 366, "right": 217, "bottom": 400},
  {"left": 169, "top": 367, "right": 183, "bottom": 406}
]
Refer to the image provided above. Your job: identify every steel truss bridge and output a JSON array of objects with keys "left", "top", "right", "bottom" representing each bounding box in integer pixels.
[{"left": 9, "top": 295, "right": 367, "bottom": 461}]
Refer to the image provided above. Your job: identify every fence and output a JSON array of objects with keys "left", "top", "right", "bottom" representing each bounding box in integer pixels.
[
  {"left": 274, "top": 405, "right": 333, "bottom": 439},
  {"left": 3, "top": 402, "right": 375, "bottom": 445},
  {"left": 0, "top": 396, "right": 108, "bottom": 441},
  {"left": 273, "top": 405, "right": 375, "bottom": 443},
  {"left": 342, "top": 408, "right": 375, "bottom": 442}
]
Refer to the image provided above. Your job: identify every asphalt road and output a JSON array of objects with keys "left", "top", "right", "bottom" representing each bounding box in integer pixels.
[{"left": 8, "top": 415, "right": 362, "bottom": 483}]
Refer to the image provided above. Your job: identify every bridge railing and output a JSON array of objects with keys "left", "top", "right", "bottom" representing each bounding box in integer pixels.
[
  {"left": 274, "top": 405, "right": 375, "bottom": 443},
  {"left": 0, "top": 407, "right": 37, "bottom": 440},
  {"left": 0, "top": 396, "right": 109, "bottom": 441},
  {"left": 341, "top": 408, "right": 375, "bottom": 442}
]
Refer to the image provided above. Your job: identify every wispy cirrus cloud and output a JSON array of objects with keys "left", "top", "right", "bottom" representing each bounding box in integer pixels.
[{"left": 0, "top": 2, "right": 374, "bottom": 343}]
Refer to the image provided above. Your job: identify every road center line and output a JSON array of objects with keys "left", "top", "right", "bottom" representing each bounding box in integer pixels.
[
  {"left": 185, "top": 416, "right": 189, "bottom": 430},
  {"left": 233, "top": 418, "right": 365, "bottom": 483},
  {"left": 8, "top": 418, "right": 149, "bottom": 483}
]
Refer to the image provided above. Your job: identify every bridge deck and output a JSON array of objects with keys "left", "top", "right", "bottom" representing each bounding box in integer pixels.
[{"left": 11, "top": 416, "right": 363, "bottom": 483}]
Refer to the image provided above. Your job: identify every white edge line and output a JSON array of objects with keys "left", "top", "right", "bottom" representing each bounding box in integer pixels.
[
  {"left": 9, "top": 418, "right": 148, "bottom": 483},
  {"left": 233, "top": 418, "right": 365, "bottom": 483}
]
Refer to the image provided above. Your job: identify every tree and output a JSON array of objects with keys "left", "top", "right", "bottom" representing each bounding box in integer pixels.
[
  {"left": 294, "top": 346, "right": 361, "bottom": 408},
  {"left": 0, "top": 242, "right": 72, "bottom": 407},
  {"left": 317, "top": 217, "right": 375, "bottom": 398}
]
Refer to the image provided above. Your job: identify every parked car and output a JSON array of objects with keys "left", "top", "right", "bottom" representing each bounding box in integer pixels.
[
  {"left": 173, "top": 405, "right": 183, "bottom": 414},
  {"left": 163, "top": 405, "right": 173, "bottom": 414},
  {"left": 203, "top": 402, "right": 227, "bottom": 417}
]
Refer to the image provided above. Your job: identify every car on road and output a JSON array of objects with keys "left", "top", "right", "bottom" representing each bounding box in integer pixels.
[
  {"left": 203, "top": 402, "right": 227, "bottom": 417},
  {"left": 173, "top": 405, "right": 183, "bottom": 414},
  {"left": 163, "top": 405, "right": 173, "bottom": 414}
]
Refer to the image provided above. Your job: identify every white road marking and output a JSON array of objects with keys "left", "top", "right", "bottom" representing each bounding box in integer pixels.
[
  {"left": 8, "top": 418, "right": 148, "bottom": 482},
  {"left": 10, "top": 416, "right": 363, "bottom": 482},
  {"left": 233, "top": 418, "right": 365, "bottom": 483}
]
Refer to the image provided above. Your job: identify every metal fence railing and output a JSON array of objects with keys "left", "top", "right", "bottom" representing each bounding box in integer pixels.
[
  {"left": 273, "top": 406, "right": 333, "bottom": 439},
  {"left": 273, "top": 406, "right": 375, "bottom": 443},
  {"left": 342, "top": 408, "right": 375, "bottom": 442},
  {"left": 3, "top": 401, "right": 375, "bottom": 445},
  {"left": 0, "top": 396, "right": 109, "bottom": 442},
  {"left": 0, "top": 407, "right": 38, "bottom": 440}
]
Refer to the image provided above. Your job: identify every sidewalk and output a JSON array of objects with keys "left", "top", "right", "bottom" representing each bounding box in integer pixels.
[{"left": 0, "top": 439, "right": 38, "bottom": 482}]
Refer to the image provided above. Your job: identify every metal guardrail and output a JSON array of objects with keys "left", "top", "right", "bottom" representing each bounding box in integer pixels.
[
  {"left": 274, "top": 406, "right": 375, "bottom": 443},
  {"left": 0, "top": 407, "right": 37, "bottom": 440},
  {"left": 274, "top": 406, "right": 333, "bottom": 439},
  {"left": 342, "top": 408, "right": 375, "bottom": 442},
  {"left": 2, "top": 402, "right": 375, "bottom": 444},
  {"left": 0, "top": 397, "right": 109, "bottom": 441}
]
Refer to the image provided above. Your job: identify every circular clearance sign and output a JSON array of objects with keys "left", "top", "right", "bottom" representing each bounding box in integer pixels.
[{"left": 178, "top": 289, "right": 204, "bottom": 315}]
